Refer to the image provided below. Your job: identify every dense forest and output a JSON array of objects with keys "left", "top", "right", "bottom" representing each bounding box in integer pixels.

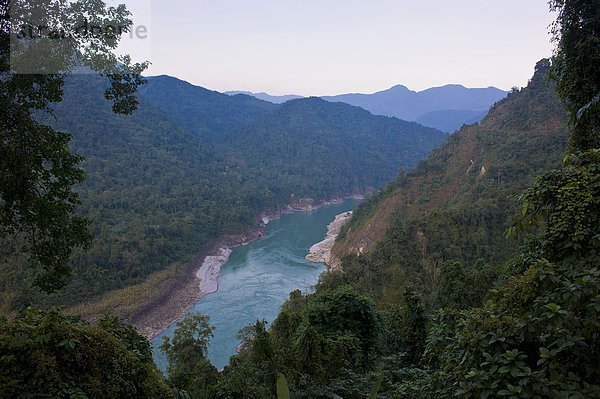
[
  {"left": 2, "top": 0, "right": 599, "bottom": 397},
  {"left": 137, "top": 75, "right": 278, "bottom": 142},
  {"left": 0, "top": 71, "right": 446, "bottom": 312}
]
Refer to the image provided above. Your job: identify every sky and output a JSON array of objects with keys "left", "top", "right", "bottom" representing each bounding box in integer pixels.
[{"left": 113, "top": 0, "right": 557, "bottom": 96}]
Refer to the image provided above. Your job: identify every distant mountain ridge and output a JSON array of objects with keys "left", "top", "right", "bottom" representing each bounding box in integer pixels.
[
  {"left": 224, "top": 90, "right": 303, "bottom": 104},
  {"left": 225, "top": 84, "right": 508, "bottom": 133}
]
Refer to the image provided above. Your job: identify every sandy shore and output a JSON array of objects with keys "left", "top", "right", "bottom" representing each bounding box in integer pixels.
[
  {"left": 196, "top": 248, "right": 233, "bottom": 296},
  {"left": 306, "top": 210, "right": 353, "bottom": 271}
]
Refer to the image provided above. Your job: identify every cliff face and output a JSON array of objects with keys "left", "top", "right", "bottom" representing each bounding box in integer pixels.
[{"left": 333, "top": 61, "right": 569, "bottom": 271}]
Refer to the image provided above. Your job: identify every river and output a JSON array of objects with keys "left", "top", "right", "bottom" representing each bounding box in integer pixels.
[{"left": 151, "top": 198, "right": 361, "bottom": 370}]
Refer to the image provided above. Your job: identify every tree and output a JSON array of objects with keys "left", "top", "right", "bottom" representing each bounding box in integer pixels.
[
  {"left": 402, "top": 286, "right": 427, "bottom": 364},
  {"left": 510, "top": 150, "right": 600, "bottom": 267},
  {"left": 159, "top": 312, "right": 219, "bottom": 395},
  {"left": 434, "top": 261, "right": 468, "bottom": 309},
  {"left": 303, "top": 286, "right": 381, "bottom": 369},
  {"left": 550, "top": 0, "right": 600, "bottom": 151},
  {"left": 0, "top": 0, "right": 148, "bottom": 293}
]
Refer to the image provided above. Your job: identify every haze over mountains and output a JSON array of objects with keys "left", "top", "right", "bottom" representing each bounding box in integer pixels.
[
  {"left": 226, "top": 84, "right": 508, "bottom": 133},
  {"left": 224, "top": 90, "right": 303, "bottom": 104}
]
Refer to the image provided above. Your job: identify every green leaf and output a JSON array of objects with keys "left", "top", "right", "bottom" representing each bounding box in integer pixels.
[
  {"left": 34, "top": 334, "right": 51, "bottom": 345},
  {"left": 277, "top": 374, "right": 291, "bottom": 399},
  {"left": 545, "top": 303, "right": 561, "bottom": 312},
  {"left": 58, "top": 338, "right": 80, "bottom": 350},
  {"left": 576, "top": 93, "right": 600, "bottom": 123},
  {"left": 367, "top": 374, "right": 384, "bottom": 399},
  {"left": 13, "top": 332, "right": 29, "bottom": 345}
]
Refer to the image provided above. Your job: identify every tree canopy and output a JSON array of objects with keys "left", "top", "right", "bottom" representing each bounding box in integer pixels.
[
  {"left": 550, "top": 0, "right": 600, "bottom": 150},
  {"left": 0, "top": 0, "right": 148, "bottom": 293}
]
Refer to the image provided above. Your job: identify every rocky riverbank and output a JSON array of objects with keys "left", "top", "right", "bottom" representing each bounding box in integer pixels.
[{"left": 306, "top": 210, "right": 353, "bottom": 271}]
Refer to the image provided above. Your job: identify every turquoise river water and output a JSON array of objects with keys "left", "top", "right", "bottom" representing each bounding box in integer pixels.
[{"left": 151, "top": 199, "right": 361, "bottom": 370}]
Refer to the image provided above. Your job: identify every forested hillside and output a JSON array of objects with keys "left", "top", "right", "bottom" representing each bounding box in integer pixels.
[
  {"left": 137, "top": 76, "right": 277, "bottom": 141},
  {"left": 224, "top": 97, "right": 446, "bottom": 199},
  {"left": 0, "top": 73, "right": 446, "bottom": 313},
  {"left": 329, "top": 60, "right": 569, "bottom": 305},
  {"left": 171, "top": 54, "right": 599, "bottom": 398}
]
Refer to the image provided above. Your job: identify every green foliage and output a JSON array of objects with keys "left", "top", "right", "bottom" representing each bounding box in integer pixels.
[
  {"left": 203, "top": 287, "right": 384, "bottom": 398},
  {"left": 0, "top": 89, "right": 93, "bottom": 293},
  {"left": 401, "top": 287, "right": 427, "bottom": 364},
  {"left": 304, "top": 286, "right": 381, "bottom": 367},
  {"left": 510, "top": 149, "right": 600, "bottom": 266},
  {"left": 380, "top": 286, "right": 428, "bottom": 367},
  {"left": 576, "top": 93, "right": 600, "bottom": 127},
  {"left": 249, "top": 320, "right": 274, "bottom": 366},
  {"left": 434, "top": 259, "right": 497, "bottom": 310},
  {"left": 367, "top": 374, "right": 383, "bottom": 399},
  {"left": 550, "top": 0, "right": 600, "bottom": 151},
  {"left": 225, "top": 99, "right": 445, "bottom": 199},
  {"left": 426, "top": 257, "right": 600, "bottom": 398},
  {"left": 435, "top": 261, "right": 468, "bottom": 309},
  {"left": 159, "top": 312, "right": 218, "bottom": 396},
  {"left": 0, "top": 306, "right": 172, "bottom": 398},
  {"left": 1, "top": 0, "right": 148, "bottom": 294},
  {"left": 137, "top": 76, "right": 277, "bottom": 142}
]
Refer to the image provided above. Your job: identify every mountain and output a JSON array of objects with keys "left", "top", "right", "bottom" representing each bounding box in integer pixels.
[
  {"left": 322, "top": 84, "right": 508, "bottom": 132},
  {"left": 330, "top": 60, "right": 569, "bottom": 305},
  {"left": 223, "top": 97, "right": 448, "bottom": 197},
  {"left": 224, "top": 90, "right": 304, "bottom": 104},
  {"left": 4, "top": 74, "right": 258, "bottom": 306},
  {"left": 0, "top": 73, "right": 447, "bottom": 315},
  {"left": 226, "top": 84, "right": 508, "bottom": 133},
  {"left": 138, "top": 76, "right": 278, "bottom": 141}
]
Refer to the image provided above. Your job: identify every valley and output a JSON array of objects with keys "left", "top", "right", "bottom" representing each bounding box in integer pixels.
[{"left": 2, "top": 2, "right": 598, "bottom": 396}]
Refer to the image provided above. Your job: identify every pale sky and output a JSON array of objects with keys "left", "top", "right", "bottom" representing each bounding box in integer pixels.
[{"left": 114, "top": 0, "right": 557, "bottom": 96}]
